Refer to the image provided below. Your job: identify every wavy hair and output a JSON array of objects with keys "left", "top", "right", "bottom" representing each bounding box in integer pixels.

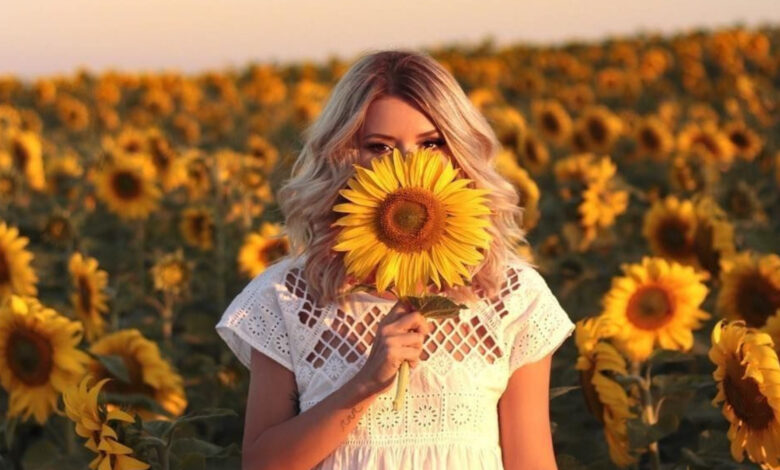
[{"left": 277, "top": 49, "right": 530, "bottom": 308}]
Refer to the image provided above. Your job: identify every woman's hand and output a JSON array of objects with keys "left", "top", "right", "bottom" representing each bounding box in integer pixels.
[{"left": 353, "top": 299, "right": 433, "bottom": 397}]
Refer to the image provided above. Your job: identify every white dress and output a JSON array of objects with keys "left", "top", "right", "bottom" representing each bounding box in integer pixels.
[{"left": 215, "top": 253, "right": 576, "bottom": 470}]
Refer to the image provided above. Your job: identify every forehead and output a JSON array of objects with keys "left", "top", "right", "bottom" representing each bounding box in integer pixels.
[{"left": 360, "top": 95, "right": 438, "bottom": 136}]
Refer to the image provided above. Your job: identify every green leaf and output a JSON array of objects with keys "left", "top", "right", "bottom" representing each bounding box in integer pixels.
[
  {"left": 162, "top": 408, "right": 238, "bottom": 440},
  {"left": 406, "top": 295, "right": 467, "bottom": 319},
  {"left": 170, "top": 438, "right": 229, "bottom": 458},
  {"left": 550, "top": 385, "right": 580, "bottom": 400},
  {"left": 651, "top": 373, "right": 714, "bottom": 395},
  {"left": 90, "top": 352, "right": 131, "bottom": 384},
  {"left": 2, "top": 415, "right": 17, "bottom": 450},
  {"left": 143, "top": 419, "right": 174, "bottom": 438},
  {"left": 647, "top": 348, "right": 696, "bottom": 365}
]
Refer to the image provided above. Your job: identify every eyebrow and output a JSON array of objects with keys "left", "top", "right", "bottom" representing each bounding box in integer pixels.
[{"left": 364, "top": 129, "right": 440, "bottom": 140}]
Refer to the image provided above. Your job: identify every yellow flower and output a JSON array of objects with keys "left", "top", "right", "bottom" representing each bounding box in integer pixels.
[
  {"left": 484, "top": 105, "right": 527, "bottom": 156},
  {"left": 494, "top": 150, "right": 540, "bottom": 231},
  {"left": 0, "top": 295, "right": 90, "bottom": 424},
  {"left": 93, "top": 154, "right": 161, "bottom": 220},
  {"left": 150, "top": 249, "right": 191, "bottom": 296},
  {"left": 677, "top": 121, "right": 736, "bottom": 167},
  {"left": 246, "top": 134, "right": 279, "bottom": 174},
  {"left": 63, "top": 374, "right": 150, "bottom": 470},
  {"left": 179, "top": 207, "right": 215, "bottom": 251},
  {"left": 332, "top": 148, "right": 493, "bottom": 297},
  {"left": 238, "top": 222, "right": 290, "bottom": 278},
  {"left": 69, "top": 252, "right": 110, "bottom": 343},
  {"left": 0, "top": 221, "right": 38, "bottom": 297},
  {"left": 88, "top": 329, "right": 187, "bottom": 421},
  {"left": 634, "top": 115, "right": 674, "bottom": 160},
  {"left": 601, "top": 257, "right": 710, "bottom": 362},
  {"left": 709, "top": 319, "right": 780, "bottom": 467},
  {"left": 577, "top": 105, "right": 624, "bottom": 153},
  {"left": 723, "top": 121, "right": 763, "bottom": 161},
  {"left": 531, "top": 99, "right": 572, "bottom": 145},
  {"left": 574, "top": 316, "right": 638, "bottom": 468},
  {"left": 2, "top": 129, "right": 46, "bottom": 191},
  {"left": 643, "top": 196, "right": 698, "bottom": 266},
  {"left": 717, "top": 252, "right": 780, "bottom": 329}
]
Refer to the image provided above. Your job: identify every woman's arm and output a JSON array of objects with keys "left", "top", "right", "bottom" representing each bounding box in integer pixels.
[
  {"left": 498, "top": 353, "right": 558, "bottom": 470},
  {"left": 241, "top": 348, "right": 379, "bottom": 470}
]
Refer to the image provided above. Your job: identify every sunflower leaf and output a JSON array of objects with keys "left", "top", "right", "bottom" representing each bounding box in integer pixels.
[
  {"left": 90, "top": 352, "right": 131, "bottom": 384},
  {"left": 405, "top": 295, "right": 467, "bottom": 319},
  {"left": 550, "top": 385, "right": 581, "bottom": 400}
]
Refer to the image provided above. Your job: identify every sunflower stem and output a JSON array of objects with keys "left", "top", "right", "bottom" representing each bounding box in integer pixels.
[
  {"left": 632, "top": 360, "right": 661, "bottom": 470},
  {"left": 136, "top": 220, "right": 147, "bottom": 298},
  {"left": 161, "top": 290, "right": 174, "bottom": 346}
]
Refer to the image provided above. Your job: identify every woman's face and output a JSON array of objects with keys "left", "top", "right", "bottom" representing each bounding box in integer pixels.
[{"left": 357, "top": 95, "right": 452, "bottom": 162}]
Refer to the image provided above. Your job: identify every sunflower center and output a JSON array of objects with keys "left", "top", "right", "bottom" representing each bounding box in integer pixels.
[
  {"left": 111, "top": 171, "right": 142, "bottom": 199},
  {"left": 541, "top": 112, "right": 560, "bottom": 134},
  {"left": 7, "top": 327, "right": 53, "bottom": 386},
  {"left": 524, "top": 139, "right": 539, "bottom": 163},
  {"left": 160, "top": 264, "right": 185, "bottom": 286},
  {"left": 78, "top": 275, "right": 93, "bottom": 313},
  {"left": 657, "top": 217, "right": 693, "bottom": 259},
  {"left": 261, "top": 239, "right": 289, "bottom": 263},
  {"left": 737, "top": 273, "right": 780, "bottom": 328},
  {"left": 579, "top": 366, "right": 605, "bottom": 425},
  {"left": 640, "top": 128, "right": 661, "bottom": 150},
  {"left": 723, "top": 355, "right": 774, "bottom": 430},
  {"left": 729, "top": 131, "right": 749, "bottom": 149},
  {"left": 692, "top": 223, "right": 719, "bottom": 277},
  {"left": 98, "top": 355, "right": 158, "bottom": 398},
  {"left": 375, "top": 187, "right": 445, "bottom": 252},
  {"left": 587, "top": 117, "right": 607, "bottom": 143},
  {"left": 626, "top": 285, "right": 674, "bottom": 330},
  {"left": 11, "top": 141, "right": 29, "bottom": 171}
]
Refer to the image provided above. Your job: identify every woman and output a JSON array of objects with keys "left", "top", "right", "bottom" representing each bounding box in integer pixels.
[{"left": 216, "top": 49, "right": 575, "bottom": 470}]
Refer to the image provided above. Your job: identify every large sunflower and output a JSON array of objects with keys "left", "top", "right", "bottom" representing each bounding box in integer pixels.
[
  {"left": 717, "top": 252, "right": 780, "bottom": 329},
  {"left": 331, "top": 148, "right": 493, "bottom": 297},
  {"left": 709, "top": 319, "right": 780, "bottom": 467},
  {"left": 0, "top": 295, "right": 90, "bottom": 424},
  {"left": 87, "top": 329, "right": 187, "bottom": 421},
  {"left": 68, "top": 252, "right": 110, "bottom": 343},
  {"left": 574, "top": 316, "right": 638, "bottom": 468},
  {"left": 63, "top": 374, "right": 150, "bottom": 470},
  {"left": 238, "top": 222, "right": 290, "bottom": 278},
  {"left": 179, "top": 206, "right": 215, "bottom": 250},
  {"left": 0, "top": 221, "right": 38, "bottom": 297},
  {"left": 93, "top": 154, "right": 161, "bottom": 220},
  {"left": 600, "top": 257, "right": 710, "bottom": 363}
]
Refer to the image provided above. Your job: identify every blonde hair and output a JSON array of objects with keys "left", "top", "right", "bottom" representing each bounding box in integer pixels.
[{"left": 277, "top": 49, "right": 529, "bottom": 308}]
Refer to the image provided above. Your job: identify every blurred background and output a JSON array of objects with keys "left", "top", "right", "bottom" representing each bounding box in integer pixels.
[{"left": 0, "top": 1, "right": 778, "bottom": 469}]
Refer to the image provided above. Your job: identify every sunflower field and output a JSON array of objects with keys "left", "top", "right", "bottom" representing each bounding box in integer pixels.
[{"left": 0, "top": 25, "right": 778, "bottom": 469}]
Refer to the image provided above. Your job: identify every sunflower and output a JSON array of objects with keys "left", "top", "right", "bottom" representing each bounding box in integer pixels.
[
  {"left": 643, "top": 196, "right": 698, "bottom": 265},
  {"left": 183, "top": 151, "right": 212, "bottom": 200},
  {"left": 484, "top": 105, "right": 526, "bottom": 155},
  {"left": 0, "top": 221, "right": 38, "bottom": 297},
  {"left": 574, "top": 316, "right": 638, "bottom": 468},
  {"left": 519, "top": 132, "right": 550, "bottom": 174},
  {"left": 709, "top": 319, "right": 780, "bottom": 467},
  {"left": 56, "top": 95, "right": 90, "bottom": 132},
  {"left": 0, "top": 295, "right": 90, "bottom": 424},
  {"left": 179, "top": 207, "right": 214, "bottom": 250},
  {"left": 717, "top": 252, "right": 780, "bottom": 329},
  {"left": 601, "top": 257, "right": 710, "bottom": 363},
  {"left": 668, "top": 153, "right": 720, "bottom": 194},
  {"left": 93, "top": 154, "right": 161, "bottom": 220},
  {"left": 88, "top": 329, "right": 187, "bottom": 421},
  {"left": 3, "top": 129, "right": 46, "bottom": 191},
  {"left": 42, "top": 212, "right": 74, "bottom": 245},
  {"left": 331, "top": 147, "right": 492, "bottom": 297},
  {"left": 238, "top": 222, "right": 291, "bottom": 278},
  {"left": 63, "top": 374, "right": 150, "bottom": 470},
  {"left": 150, "top": 249, "right": 191, "bottom": 296},
  {"left": 531, "top": 99, "right": 572, "bottom": 145},
  {"left": 578, "top": 177, "right": 628, "bottom": 248},
  {"left": 246, "top": 134, "right": 279, "bottom": 174},
  {"left": 69, "top": 253, "right": 110, "bottom": 343},
  {"left": 677, "top": 121, "right": 736, "bottom": 167},
  {"left": 634, "top": 115, "right": 674, "bottom": 160},
  {"left": 723, "top": 121, "right": 763, "bottom": 161},
  {"left": 578, "top": 105, "right": 624, "bottom": 153},
  {"left": 146, "top": 128, "right": 186, "bottom": 191}
]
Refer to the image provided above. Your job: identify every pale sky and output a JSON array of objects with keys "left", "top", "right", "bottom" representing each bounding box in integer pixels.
[{"left": 2, "top": 0, "right": 777, "bottom": 79}]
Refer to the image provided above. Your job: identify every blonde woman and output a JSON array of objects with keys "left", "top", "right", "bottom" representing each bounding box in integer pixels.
[{"left": 216, "top": 50, "right": 575, "bottom": 470}]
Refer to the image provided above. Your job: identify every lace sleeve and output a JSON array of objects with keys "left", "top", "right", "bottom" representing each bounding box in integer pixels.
[
  {"left": 215, "top": 259, "right": 294, "bottom": 372},
  {"left": 502, "top": 265, "right": 576, "bottom": 375}
]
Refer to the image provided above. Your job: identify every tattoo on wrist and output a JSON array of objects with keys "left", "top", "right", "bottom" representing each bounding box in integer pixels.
[{"left": 340, "top": 404, "right": 363, "bottom": 430}]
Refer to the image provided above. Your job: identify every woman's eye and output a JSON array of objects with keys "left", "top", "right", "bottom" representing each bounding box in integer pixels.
[
  {"left": 422, "top": 138, "right": 446, "bottom": 149},
  {"left": 366, "top": 143, "right": 391, "bottom": 154}
]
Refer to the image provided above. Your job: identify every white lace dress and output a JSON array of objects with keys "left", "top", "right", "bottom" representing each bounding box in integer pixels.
[{"left": 215, "top": 254, "right": 576, "bottom": 470}]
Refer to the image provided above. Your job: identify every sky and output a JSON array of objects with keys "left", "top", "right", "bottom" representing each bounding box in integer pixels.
[{"left": 1, "top": 0, "right": 778, "bottom": 79}]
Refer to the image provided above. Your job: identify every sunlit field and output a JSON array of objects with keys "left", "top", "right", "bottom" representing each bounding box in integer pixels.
[{"left": 0, "top": 25, "right": 778, "bottom": 469}]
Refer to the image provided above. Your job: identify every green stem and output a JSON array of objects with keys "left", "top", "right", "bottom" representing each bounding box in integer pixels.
[{"left": 631, "top": 360, "right": 661, "bottom": 470}]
